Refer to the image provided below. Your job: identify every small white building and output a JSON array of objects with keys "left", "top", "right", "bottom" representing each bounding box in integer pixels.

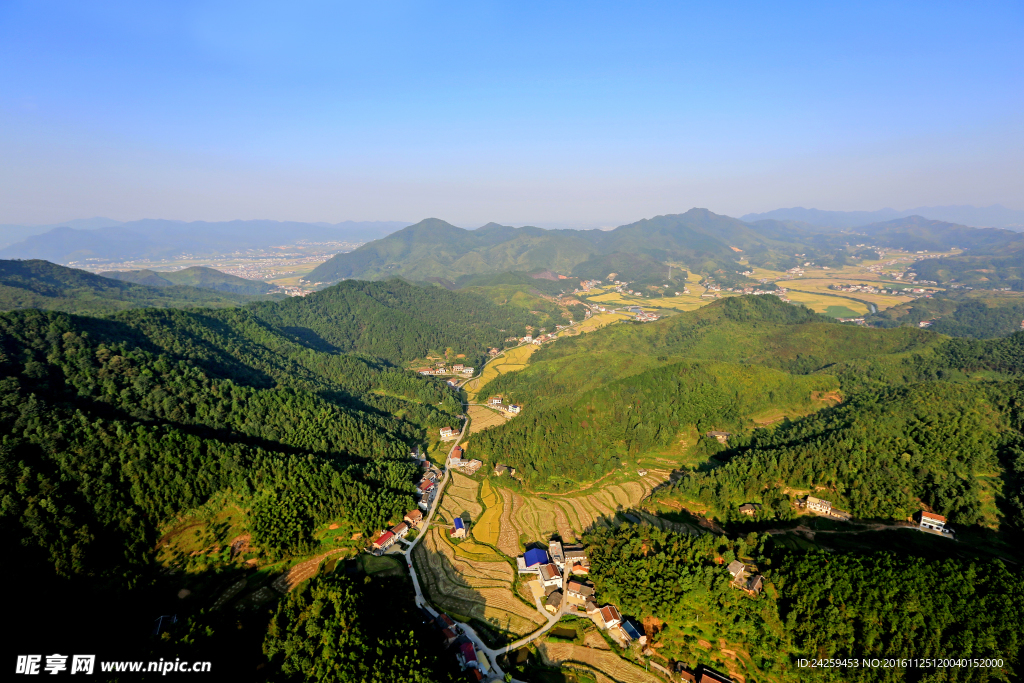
[
  {"left": 918, "top": 510, "right": 947, "bottom": 532},
  {"left": 538, "top": 563, "right": 562, "bottom": 589}
]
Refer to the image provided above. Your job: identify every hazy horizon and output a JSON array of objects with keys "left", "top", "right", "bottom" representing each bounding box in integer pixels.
[{"left": 2, "top": 2, "right": 1022, "bottom": 226}]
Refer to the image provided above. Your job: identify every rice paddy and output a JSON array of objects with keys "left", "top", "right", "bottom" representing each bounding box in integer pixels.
[
  {"left": 473, "top": 479, "right": 503, "bottom": 545},
  {"left": 464, "top": 345, "right": 537, "bottom": 399},
  {"left": 467, "top": 404, "right": 508, "bottom": 434},
  {"left": 412, "top": 526, "right": 545, "bottom": 637},
  {"left": 537, "top": 642, "right": 662, "bottom": 683}
]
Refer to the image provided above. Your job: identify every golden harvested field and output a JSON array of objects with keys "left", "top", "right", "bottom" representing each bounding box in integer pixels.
[
  {"left": 781, "top": 289, "right": 869, "bottom": 316},
  {"left": 467, "top": 404, "right": 508, "bottom": 434},
  {"left": 464, "top": 345, "right": 537, "bottom": 399},
  {"left": 496, "top": 488, "right": 524, "bottom": 555},
  {"left": 414, "top": 527, "right": 545, "bottom": 636},
  {"left": 496, "top": 472, "right": 670, "bottom": 544},
  {"left": 784, "top": 278, "right": 918, "bottom": 308},
  {"left": 473, "top": 479, "right": 502, "bottom": 546},
  {"left": 569, "top": 311, "right": 632, "bottom": 333},
  {"left": 537, "top": 642, "right": 662, "bottom": 683}
]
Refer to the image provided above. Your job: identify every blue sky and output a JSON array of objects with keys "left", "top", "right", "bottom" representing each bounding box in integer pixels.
[{"left": 1, "top": 1, "right": 1021, "bottom": 227}]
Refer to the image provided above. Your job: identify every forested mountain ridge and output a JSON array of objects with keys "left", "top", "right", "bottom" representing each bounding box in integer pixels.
[
  {"left": 471, "top": 295, "right": 1024, "bottom": 536},
  {"left": 304, "top": 209, "right": 1024, "bottom": 287},
  {"left": 0, "top": 258, "right": 265, "bottom": 312}
]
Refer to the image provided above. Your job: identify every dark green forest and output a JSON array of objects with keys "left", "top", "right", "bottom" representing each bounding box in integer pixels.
[{"left": 583, "top": 525, "right": 1023, "bottom": 682}]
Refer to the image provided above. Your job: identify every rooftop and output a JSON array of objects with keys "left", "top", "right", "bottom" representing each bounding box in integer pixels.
[
  {"left": 453, "top": 517, "right": 465, "bottom": 530},
  {"left": 523, "top": 547, "right": 548, "bottom": 567}
]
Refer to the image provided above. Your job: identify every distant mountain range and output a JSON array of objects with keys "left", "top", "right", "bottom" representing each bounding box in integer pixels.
[
  {"left": 304, "top": 209, "right": 802, "bottom": 284},
  {"left": 741, "top": 205, "right": 1024, "bottom": 230},
  {"left": 0, "top": 219, "right": 411, "bottom": 261}
]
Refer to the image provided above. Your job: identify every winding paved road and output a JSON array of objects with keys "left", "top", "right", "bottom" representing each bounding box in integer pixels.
[{"left": 399, "top": 346, "right": 583, "bottom": 681}]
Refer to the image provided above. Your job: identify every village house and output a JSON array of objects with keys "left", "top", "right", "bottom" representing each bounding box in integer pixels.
[
  {"left": 450, "top": 517, "right": 467, "bottom": 539},
  {"left": 563, "top": 546, "right": 589, "bottom": 570},
  {"left": 805, "top": 495, "right": 852, "bottom": 520},
  {"left": 460, "top": 366, "right": 474, "bottom": 375},
  {"left": 917, "top": 510, "right": 948, "bottom": 532},
  {"left": 404, "top": 509, "right": 423, "bottom": 528},
  {"left": 418, "top": 479, "right": 435, "bottom": 495},
  {"left": 456, "top": 642, "right": 478, "bottom": 670},
  {"left": 439, "top": 426, "right": 458, "bottom": 441},
  {"left": 598, "top": 605, "right": 622, "bottom": 630},
  {"left": 544, "top": 590, "right": 562, "bottom": 613},
  {"left": 566, "top": 580, "right": 595, "bottom": 601},
  {"left": 745, "top": 574, "right": 764, "bottom": 595},
  {"left": 516, "top": 547, "right": 549, "bottom": 574},
  {"left": 739, "top": 503, "right": 761, "bottom": 517},
  {"left": 458, "top": 459, "right": 482, "bottom": 474},
  {"left": 585, "top": 600, "right": 599, "bottom": 614},
  {"left": 727, "top": 560, "right": 746, "bottom": 581},
  {"left": 391, "top": 522, "right": 409, "bottom": 539},
  {"left": 549, "top": 540, "right": 564, "bottom": 568},
  {"left": 539, "top": 563, "right": 563, "bottom": 589},
  {"left": 706, "top": 431, "right": 731, "bottom": 444},
  {"left": 488, "top": 396, "right": 503, "bottom": 406},
  {"left": 507, "top": 404, "right": 522, "bottom": 414},
  {"left": 619, "top": 618, "right": 646, "bottom": 646},
  {"left": 372, "top": 530, "right": 396, "bottom": 554},
  {"left": 452, "top": 364, "right": 464, "bottom": 372}
]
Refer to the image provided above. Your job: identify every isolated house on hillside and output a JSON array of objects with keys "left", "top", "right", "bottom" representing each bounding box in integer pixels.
[
  {"left": 918, "top": 510, "right": 947, "bottom": 531},
  {"left": 439, "top": 426, "right": 458, "bottom": 440},
  {"left": 489, "top": 396, "right": 503, "bottom": 406},
  {"left": 806, "top": 496, "right": 831, "bottom": 513},
  {"left": 507, "top": 404, "right": 522, "bottom": 414},
  {"left": 450, "top": 517, "right": 467, "bottom": 539},
  {"left": 706, "top": 431, "right": 731, "bottom": 444},
  {"left": 739, "top": 503, "right": 761, "bottom": 517},
  {"left": 727, "top": 561, "right": 746, "bottom": 580}
]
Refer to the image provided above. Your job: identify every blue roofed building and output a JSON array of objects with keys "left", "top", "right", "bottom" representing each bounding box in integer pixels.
[
  {"left": 450, "top": 516, "right": 467, "bottom": 539},
  {"left": 516, "top": 547, "right": 550, "bottom": 574},
  {"left": 619, "top": 618, "right": 646, "bottom": 645}
]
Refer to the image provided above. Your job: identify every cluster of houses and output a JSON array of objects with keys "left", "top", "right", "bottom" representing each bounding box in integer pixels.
[
  {"left": 726, "top": 560, "right": 764, "bottom": 596},
  {"left": 416, "top": 464, "right": 443, "bottom": 511},
  {"left": 798, "top": 495, "right": 852, "bottom": 521},
  {"left": 370, "top": 509, "right": 424, "bottom": 555},
  {"left": 829, "top": 283, "right": 904, "bottom": 295},
  {"left": 449, "top": 445, "right": 482, "bottom": 474},
  {"left": 531, "top": 332, "right": 558, "bottom": 344},
  {"left": 417, "top": 363, "right": 474, "bottom": 377},
  {"left": 487, "top": 396, "right": 522, "bottom": 415},
  {"left": 421, "top": 610, "right": 489, "bottom": 681},
  {"left": 516, "top": 540, "right": 647, "bottom": 648},
  {"left": 634, "top": 311, "right": 660, "bottom": 322}
]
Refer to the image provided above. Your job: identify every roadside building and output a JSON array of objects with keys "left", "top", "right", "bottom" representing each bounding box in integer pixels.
[
  {"left": 806, "top": 496, "right": 832, "bottom": 514},
  {"left": 391, "top": 522, "right": 409, "bottom": 539},
  {"left": 566, "top": 580, "right": 595, "bottom": 601},
  {"left": 918, "top": 510, "right": 948, "bottom": 532},
  {"left": 539, "top": 563, "right": 563, "bottom": 589},
  {"left": 488, "top": 396, "right": 503, "bottom": 406},
  {"left": 456, "top": 642, "right": 478, "bottom": 670},
  {"left": 598, "top": 605, "right": 622, "bottom": 629},
  {"left": 507, "top": 404, "right": 522, "bottom": 414},
  {"left": 544, "top": 590, "right": 562, "bottom": 613},
  {"left": 585, "top": 600, "right": 599, "bottom": 614},
  {"left": 372, "top": 530, "right": 396, "bottom": 554},
  {"left": 549, "top": 540, "right": 564, "bottom": 567},
  {"left": 404, "top": 509, "right": 423, "bottom": 528},
  {"left": 439, "top": 426, "right": 458, "bottom": 441}
]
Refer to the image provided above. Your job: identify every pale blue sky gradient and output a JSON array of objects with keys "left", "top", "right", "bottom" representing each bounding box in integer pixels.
[{"left": 1, "top": 1, "right": 1022, "bottom": 227}]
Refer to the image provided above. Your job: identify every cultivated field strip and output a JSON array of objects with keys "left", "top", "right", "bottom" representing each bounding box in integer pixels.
[
  {"left": 427, "top": 529, "right": 510, "bottom": 583},
  {"left": 551, "top": 501, "right": 576, "bottom": 541},
  {"left": 496, "top": 488, "right": 522, "bottom": 555},
  {"left": 473, "top": 480, "right": 502, "bottom": 545},
  {"left": 537, "top": 642, "right": 662, "bottom": 683}
]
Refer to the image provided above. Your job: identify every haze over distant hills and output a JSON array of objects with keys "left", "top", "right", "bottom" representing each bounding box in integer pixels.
[
  {"left": 0, "top": 219, "right": 411, "bottom": 260},
  {"left": 741, "top": 204, "right": 1024, "bottom": 230}
]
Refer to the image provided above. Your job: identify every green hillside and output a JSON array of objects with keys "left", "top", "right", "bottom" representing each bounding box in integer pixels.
[
  {"left": 101, "top": 265, "right": 278, "bottom": 295},
  {"left": 0, "top": 258, "right": 261, "bottom": 312}
]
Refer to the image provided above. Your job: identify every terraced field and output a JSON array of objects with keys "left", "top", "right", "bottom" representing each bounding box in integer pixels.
[
  {"left": 464, "top": 345, "right": 537, "bottom": 399},
  {"left": 494, "top": 472, "right": 670, "bottom": 543},
  {"left": 473, "top": 480, "right": 502, "bottom": 545},
  {"left": 413, "top": 527, "right": 545, "bottom": 637},
  {"left": 440, "top": 472, "right": 484, "bottom": 524},
  {"left": 496, "top": 488, "right": 524, "bottom": 555},
  {"left": 537, "top": 642, "right": 662, "bottom": 683}
]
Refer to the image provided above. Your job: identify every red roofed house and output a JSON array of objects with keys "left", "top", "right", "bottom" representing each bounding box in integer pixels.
[
  {"left": 918, "top": 510, "right": 947, "bottom": 532},
  {"left": 598, "top": 605, "right": 622, "bottom": 629},
  {"left": 440, "top": 627, "right": 458, "bottom": 647},
  {"left": 538, "top": 563, "right": 563, "bottom": 589},
  {"left": 372, "top": 530, "right": 396, "bottom": 553},
  {"left": 418, "top": 480, "right": 435, "bottom": 494},
  {"left": 404, "top": 509, "right": 423, "bottom": 527},
  {"left": 457, "top": 642, "right": 478, "bottom": 669}
]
